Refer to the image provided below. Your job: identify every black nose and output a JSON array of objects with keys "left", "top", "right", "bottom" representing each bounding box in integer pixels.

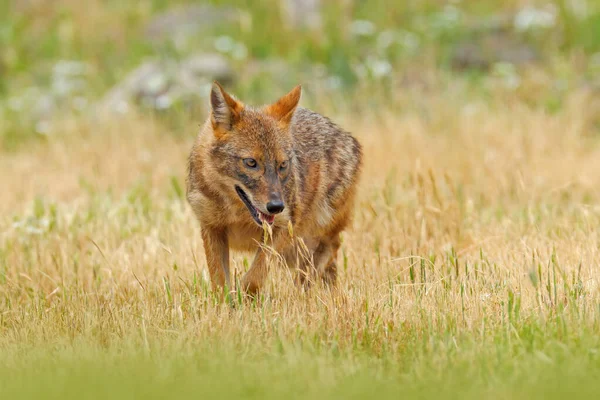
[{"left": 266, "top": 200, "right": 285, "bottom": 214}]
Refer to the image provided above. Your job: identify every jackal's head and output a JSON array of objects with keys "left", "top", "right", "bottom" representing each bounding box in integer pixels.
[{"left": 207, "top": 82, "right": 301, "bottom": 227}]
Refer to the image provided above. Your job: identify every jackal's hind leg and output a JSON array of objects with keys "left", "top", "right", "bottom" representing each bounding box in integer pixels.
[{"left": 320, "top": 235, "right": 340, "bottom": 286}]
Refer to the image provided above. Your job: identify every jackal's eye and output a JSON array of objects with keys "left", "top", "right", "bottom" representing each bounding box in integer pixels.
[
  {"left": 243, "top": 158, "right": 258, "bottom": 169},
  {"left": 279, "top": 160, "right": 289, "bottom": 171}
]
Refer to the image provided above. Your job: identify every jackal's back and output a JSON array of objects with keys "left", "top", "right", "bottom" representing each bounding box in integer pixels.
[{"left": 290, "top": 108, "right": 362, "bottom": 231}]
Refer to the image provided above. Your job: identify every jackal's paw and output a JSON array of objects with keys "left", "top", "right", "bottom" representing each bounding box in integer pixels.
[
  {"left": 240, "top": 278, "right": 261, "bottom": 297},
  {"left": 321, "top": 263, "right": 337, "bottom": 287},
  {"left": 295, "top": 272, "right": 313, "bottom": 292}
]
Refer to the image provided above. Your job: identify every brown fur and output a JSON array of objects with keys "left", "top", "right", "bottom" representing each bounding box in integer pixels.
[{"left": 186, "top": 82, "right": 362, "bottom": 295}]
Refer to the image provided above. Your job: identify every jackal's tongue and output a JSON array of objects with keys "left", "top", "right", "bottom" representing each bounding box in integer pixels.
[{"left": 259, "top": 212, "right": 275, "bottom": 225}]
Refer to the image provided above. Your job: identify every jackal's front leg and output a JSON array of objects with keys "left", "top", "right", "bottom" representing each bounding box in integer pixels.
[
  {"left": 201, "top": 227, "right": 230, "bottom": 291},
  {"left": 240, "top": 248, "right": 268, "bottom": 296},
  {"left": 241, "top": 232, "right": 290, "bottom": 295}
]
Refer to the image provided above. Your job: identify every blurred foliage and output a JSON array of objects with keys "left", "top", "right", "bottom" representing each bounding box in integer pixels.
[{"left": 1, "top": 0, "right": 599, "bottom": 148}]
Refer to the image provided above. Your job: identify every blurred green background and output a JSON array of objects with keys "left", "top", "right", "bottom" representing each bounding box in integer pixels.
[{"left": 1, "top": 0, "right": 599, "bottom": 148}]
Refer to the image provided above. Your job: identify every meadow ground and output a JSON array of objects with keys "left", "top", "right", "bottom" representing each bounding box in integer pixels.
[
  {"left": 2, "top": 85, "right": 600, "bottom": 399},
  {"left": 2, "top": 0, "right": 600, "bottom": 398}
]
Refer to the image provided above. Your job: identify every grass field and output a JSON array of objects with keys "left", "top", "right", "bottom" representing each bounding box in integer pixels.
[
  {"left": 2, "top": 87, "right": 600, "bottom": 399},
  {"left": 2, "top": 0, "right": 600, "bottom": 399}
]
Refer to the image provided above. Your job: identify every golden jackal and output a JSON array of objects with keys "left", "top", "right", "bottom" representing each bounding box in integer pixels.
[{"left": 186, "top": 82, "right": 362, "bottom": 295}]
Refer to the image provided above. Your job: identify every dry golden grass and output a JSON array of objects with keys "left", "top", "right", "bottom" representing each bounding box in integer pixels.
[{"left": 1, "top": 86, "right": 600, "bottom": 398}]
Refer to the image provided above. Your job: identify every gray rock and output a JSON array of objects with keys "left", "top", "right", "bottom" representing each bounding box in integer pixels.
[
  {"left": 451, "top": 33, "right": 539, "bottom": 71},
  {"left": 96, "top": 53, "right": 234, "bottom": 115},
  {"left": 98, "top": 61, "right": 164, "bottom": 115},
  {"left": 181, "top": 53, "right": 234, "bottom": 85},
  {"left": 282, "top": 0, "right": 322, "bottom": 31},
  {"left": 144, "top": 5, "right": 242, "bottom": 43}
]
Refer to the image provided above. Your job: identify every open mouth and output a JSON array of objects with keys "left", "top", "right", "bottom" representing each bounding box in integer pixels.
[{"left": 235, "top": 186, "right": 276, "bottom": 226}]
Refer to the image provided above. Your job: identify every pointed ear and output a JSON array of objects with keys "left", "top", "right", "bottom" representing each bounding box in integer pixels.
[
  {"left": 210, "top": 81, "right": 244, "bottom": 133},
  {"left": 265, "top": 85, "right": 302, "bottom": 126}
]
